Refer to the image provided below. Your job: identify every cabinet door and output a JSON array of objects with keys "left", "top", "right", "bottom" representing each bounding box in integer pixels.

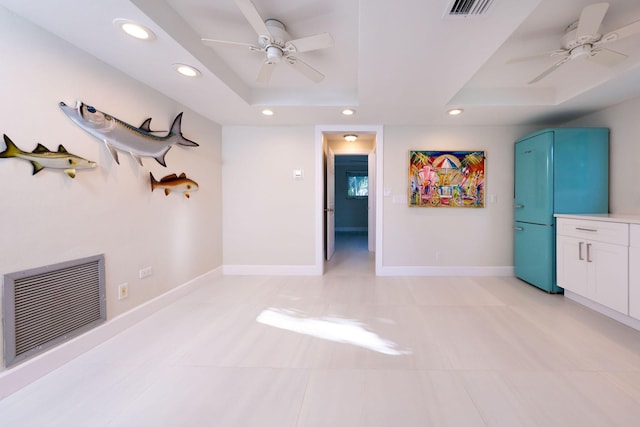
[
  {"left": 630, "top": 246, "right": 640, "bottom": 320},
  {"left": 557, "top": 235, "right": 587, "bottom": 295},
  {"left": 589, "top": 241, "right": 629, "bottom": 314}
]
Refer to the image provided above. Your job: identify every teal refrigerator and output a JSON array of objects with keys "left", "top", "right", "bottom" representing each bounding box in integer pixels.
[{"left": 514, "top": 128, "right": 609, "bottom": 293}]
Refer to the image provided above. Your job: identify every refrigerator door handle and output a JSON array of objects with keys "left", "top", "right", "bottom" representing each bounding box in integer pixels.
[
  {"left": 578, "top": 242, "right": 584, "bottom": 261},
  {"left": 586, "top": 243, "right": 592, "bottom": 263},
  {"left": 514, "top": 226, "right": 524, "bottom": 231}
]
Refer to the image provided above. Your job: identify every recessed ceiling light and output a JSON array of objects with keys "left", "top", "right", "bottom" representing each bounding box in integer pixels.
[
  {"left": 344, "top": 134, "right": 358, "bottom": 142},
  {"left": 113, "top": 19, "right": 155, "bottom": 41},
  {"left": 342, "top": 108, "right": 356, "bottom": 116},
  {"left": 447, "top": 108, "right": 464, "bottom": 116},
  {"left": 173, "top": 63, "right": 200, "bottom": 77},
  {"left": 262, "top": 109, "right": 274, "bottom": 116}
]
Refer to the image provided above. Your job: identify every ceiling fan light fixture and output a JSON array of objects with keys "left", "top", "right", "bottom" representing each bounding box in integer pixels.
[
  {"left": 570, "top": 44, "right": 592, "bottom": 60},
  {"left": 344, "top": 134, "right": 358, "bottom": 142},
  {"left": 265, "top": 46, "right": 283, "bottom": 64},
  {"left": 113, "top": 19, "right": 155, "bottom": 41},
  {"left": 173, "top": 63, "right": 200, "bottom": 77},
  {"left": 448, "top": 108, "right": 464, "bottom": 116}
]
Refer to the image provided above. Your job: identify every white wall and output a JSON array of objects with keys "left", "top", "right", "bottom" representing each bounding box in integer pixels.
[
  {"left": 0, "top": 8, "right": 222, "bottom": 369},
  {"left": 381, "top": 126, "right": 531, "bottom": 274},
  {"left": 222, "top": 126, "right": 316, "bottom": 273},
  {"left": 221, "top": 125, "right": 533, "bottom": 275},
  {"left": 565, "top": 96, "right": 640, "bottom": 214}
]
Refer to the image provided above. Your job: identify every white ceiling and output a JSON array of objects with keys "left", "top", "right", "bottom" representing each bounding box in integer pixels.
[{"left": 2, "top": 0, "right": 640, "bottom": 127}]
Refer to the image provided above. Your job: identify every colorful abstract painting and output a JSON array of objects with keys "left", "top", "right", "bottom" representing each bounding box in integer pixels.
[{"left": 409, "top": 150, "right": 485, "bottom": 208}]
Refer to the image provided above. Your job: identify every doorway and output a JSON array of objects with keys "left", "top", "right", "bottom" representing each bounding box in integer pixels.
[
  {"left": 327, "top": 154, "right": 372, "bottom": 274},
  {"left": 315, "top": 126, "right": 382, "bottom": 275}
]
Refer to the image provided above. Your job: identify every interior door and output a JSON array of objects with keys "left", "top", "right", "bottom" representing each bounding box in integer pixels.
[
  {"left": 368, "top": 152, "right": 376, "bottom": 252},
  {"left": 326, "top": 147, "right": 336, "bottom": 260}
]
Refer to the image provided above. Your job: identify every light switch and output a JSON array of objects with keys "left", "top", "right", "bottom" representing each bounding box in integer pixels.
[{"left": 293, "top": 169, "right": 304, "bottom": 180}]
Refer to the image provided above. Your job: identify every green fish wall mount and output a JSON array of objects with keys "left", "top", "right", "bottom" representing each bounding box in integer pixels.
[{"left": 0, "top": 134, "right": 96, "bottom": 178}]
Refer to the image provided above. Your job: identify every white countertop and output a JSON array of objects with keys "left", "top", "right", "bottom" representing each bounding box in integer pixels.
[{"left": 554, "top": 213, "right": 640, "bottom": 224}]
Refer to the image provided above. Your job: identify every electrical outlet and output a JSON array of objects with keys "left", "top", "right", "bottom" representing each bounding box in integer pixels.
[
  {"left": 118, "top": 283, "right": 129, "bottom": 300},
  {"left": 139, "top": 266, "right": 152, "bottom": 279}
]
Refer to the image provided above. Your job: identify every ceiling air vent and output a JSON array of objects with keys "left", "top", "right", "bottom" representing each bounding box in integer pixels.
[{"left": 446, "top": 0, "right": 495, "bottom": 18}]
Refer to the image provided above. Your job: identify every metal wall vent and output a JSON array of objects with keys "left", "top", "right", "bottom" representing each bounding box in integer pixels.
[
  {"left": 2, "top": 254, "right": 106, "bottom": 367},
  {"left": 446, "top": 0, "right": 495, "bottom": 18}
]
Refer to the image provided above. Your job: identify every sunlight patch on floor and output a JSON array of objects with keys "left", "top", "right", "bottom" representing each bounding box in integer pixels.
[{"left": 256, "top": 308, "right": 411, "bottom": 356}]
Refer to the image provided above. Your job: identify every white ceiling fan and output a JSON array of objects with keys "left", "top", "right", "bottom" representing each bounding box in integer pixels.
[
  {"left": 201, "top": 0, "right": 334, "bottom": 83},
  {"left": 509, "top": 2, "right": 640, "bottom": 84}
]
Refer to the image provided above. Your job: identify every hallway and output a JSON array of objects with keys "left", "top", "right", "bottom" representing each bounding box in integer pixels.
[{"left": 325, "top": 231, "right": 373, "bottom": 276}]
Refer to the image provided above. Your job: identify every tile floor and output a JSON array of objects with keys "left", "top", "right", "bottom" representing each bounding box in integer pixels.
[{"left": 2, "top": 232, "right": 640, "bottom": 426}]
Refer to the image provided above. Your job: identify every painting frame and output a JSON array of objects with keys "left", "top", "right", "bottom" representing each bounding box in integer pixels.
[{"left": 408, "top": 150, "right": 486, "bottom": 208}]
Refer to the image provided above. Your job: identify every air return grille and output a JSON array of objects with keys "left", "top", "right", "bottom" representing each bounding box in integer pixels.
[
  {"left": 446, "top": 0, "right": 495, "bottom": 17},
  {"left": 3, "top": 255, "right": 106, "bottom": 367}
]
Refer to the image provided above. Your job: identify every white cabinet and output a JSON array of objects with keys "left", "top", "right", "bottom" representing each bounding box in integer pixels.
[
  {"left": 629, "top": 225, "right": 640, "bottom": 320},
  {"left": 557, "top": 235, "right": 588, "bottom": 295},
  {"left": 556, "top": 218, "right": 629, "bottom": 314}
]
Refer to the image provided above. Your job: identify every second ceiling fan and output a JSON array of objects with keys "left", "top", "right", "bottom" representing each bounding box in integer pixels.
[{"left": 510, "top": 2, "right": 640, "bottom": 84}]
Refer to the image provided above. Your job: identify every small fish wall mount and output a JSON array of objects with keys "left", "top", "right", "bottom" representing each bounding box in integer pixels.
[
  {"left": 0, "top": 134, "right": 96, "bottom": 178},
  {"left": 59, "top": 101, "right": 199, "bottom": 167},
  {"left": 150, "top": 172, "right": 199, "bottom": 198}
]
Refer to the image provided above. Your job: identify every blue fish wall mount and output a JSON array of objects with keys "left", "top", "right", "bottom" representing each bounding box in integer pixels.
[{"left": 59, "top": 101, "right": 199, "bottom": 167}]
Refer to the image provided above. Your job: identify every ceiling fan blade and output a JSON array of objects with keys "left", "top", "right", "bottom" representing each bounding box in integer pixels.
[
  {"left": 257, "top": 61, "right": 276, "bottom": 83},
  {"left": 285, "top": 33, "right": 334, "bottom": 54},
  {"left": 286, "top": 57, "right": 324, "bottom": 83},
  {"left": 576, "top": 2, "right": 609, "bottom": 39},
  {"left": 528, "top": 56, "right": 570, "bottom": 84},
  {"left": 590, "top": 47, "right": 627, "bottom": 66},
  {"left": 506, "top": 49, "right": 568, "bottom": 64},
  {"left": 235, "top": 0, "right": 271, "bottom": 37},
  {"left": 202, "top": 38, "right": 260, "bottom": 51},
  {"left": 599, "top": 19, "right": 640, "bottom": 44}
]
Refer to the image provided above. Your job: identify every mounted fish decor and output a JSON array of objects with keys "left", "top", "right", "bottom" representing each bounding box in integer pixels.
[
  {"left": 59, "top": 101, "right": 199, "bottom": 167},
  {"left": 150, "top": 172, "right": 199, "bottom": 198},
  {"left": 0, "top": 134, "right": 96, "bottom": 178}
]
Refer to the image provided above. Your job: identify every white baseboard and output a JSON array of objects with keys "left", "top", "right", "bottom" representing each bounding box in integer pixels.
[
  {"left": 564, "top": 290, "right": 640, "bottom": 332},
  {"left": 223, "top": 264, "right": 322, "bottom": 276},
  {"left": 0, "top": 267, "right": 221, "bottom": 399},
  {"left": 335, "top": 227, "right": 367, "bottom": 232},
  {"left": 224, "top": 264, "right": 513, "bottom": 277},
  {"left": 376, "top": 265, "right": 514, "bottom": 277}
]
